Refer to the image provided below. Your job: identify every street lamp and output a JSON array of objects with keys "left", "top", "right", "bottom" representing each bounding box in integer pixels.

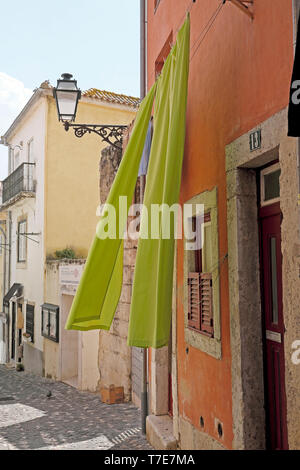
[
  {"left": 53, "top": 73, "right": 81, "bottom": 123},
  {"left": 53, "top": 73, "right": 127, "bottom": 149}
]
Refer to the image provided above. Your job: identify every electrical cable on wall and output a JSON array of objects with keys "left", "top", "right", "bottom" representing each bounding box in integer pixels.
[
  {"left": 190, "top": 1, "right": 226, "bottom": 62},
  {"left": 154, "top": 1, "right": 227, "bottom": 82}
]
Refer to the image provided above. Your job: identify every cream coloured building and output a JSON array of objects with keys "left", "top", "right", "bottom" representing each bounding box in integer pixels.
[{"left": 0, "top": 82, "right": 139, "bottom": 390}]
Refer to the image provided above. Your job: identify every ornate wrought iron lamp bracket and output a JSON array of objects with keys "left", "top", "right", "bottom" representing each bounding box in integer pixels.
[{"left": 64, "top": 122, "right": 127, "bottom": 150}]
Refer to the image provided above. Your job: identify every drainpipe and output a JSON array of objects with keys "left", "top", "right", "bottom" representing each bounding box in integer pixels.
[
  {"left": 140, "top": 0, "right": 146, "bottom": 101},
  {"left": 140, "top": 0, "right": 148, "bottom": 435}
]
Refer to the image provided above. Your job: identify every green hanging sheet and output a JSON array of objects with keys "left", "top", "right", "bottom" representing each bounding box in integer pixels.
[
  {"left": 65, "top": 16, "right": 190, "bottom": 348},
  {"left": 128, "top": 16, "right": 190, "bottom": 348}
]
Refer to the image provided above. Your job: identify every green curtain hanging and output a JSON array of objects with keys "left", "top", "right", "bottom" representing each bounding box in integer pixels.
[
  {"left": 65, "top": 16, "right": 190, "bottom": 347},
  {"left": 128, "top": 16, "right": 190, "bottom": 348}
]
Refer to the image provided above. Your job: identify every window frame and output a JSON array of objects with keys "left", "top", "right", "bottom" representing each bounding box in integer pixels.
[
  {"left": 155, "top": 31, "right": 173, "bottom": 78},
  {"left": 41, "top": 304, "right": 59, "bottom": 343},
  {"left": 188, "top": 213, "right": 214, "bottom": 337},
  {"left": 17, "top": 220, "right": 27, "bottom": 263},
  {"left": 25, "top": 303, "right": 34, "bottom": 343},
  {"left": 184, "top": 187, "right": 221, "bottom": 359},
  {"left": 260, "top": 162, "right": 281, "bottom": 207}
]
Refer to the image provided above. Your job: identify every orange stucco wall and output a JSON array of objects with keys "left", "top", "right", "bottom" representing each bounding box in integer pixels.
[{"left": 147, "top": 0, "right": 294, "bottom": 448}]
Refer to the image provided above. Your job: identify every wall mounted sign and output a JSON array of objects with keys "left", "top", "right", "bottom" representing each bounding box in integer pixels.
[
  {"left": 249, "top": 129, "right": 261, "bottom": 152},
  {"left": 59, "top": 264, "right": 84, "bottom": 295}
]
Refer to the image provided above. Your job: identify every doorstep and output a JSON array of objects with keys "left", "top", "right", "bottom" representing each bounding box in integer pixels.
[{"left": 146, "top": 414, "right": 177, "bottom": 450}]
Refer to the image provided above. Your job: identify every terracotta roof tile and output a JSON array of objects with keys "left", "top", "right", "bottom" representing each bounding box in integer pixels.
[{"left": 83, "top": 88, "right": 140, "bottom": 108}]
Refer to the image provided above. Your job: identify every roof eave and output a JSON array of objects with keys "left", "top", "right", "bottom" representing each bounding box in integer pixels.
[{"left": 0, "top": 88, "right": 51, "bottom": 144}]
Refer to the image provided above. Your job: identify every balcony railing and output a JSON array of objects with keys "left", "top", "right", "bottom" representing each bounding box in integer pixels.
[{"left": 2, "top": 163, "right": 35, "bottom": 204}]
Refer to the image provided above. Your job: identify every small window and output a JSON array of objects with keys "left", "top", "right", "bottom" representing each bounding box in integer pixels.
[
  {"left": 155, "top": 31, "right": 173, "bottom": 78},
  {"left": 17, "top": 221, "right": 27, "bottom": 262},
  {"left": 260, "top": 163, "right": 281, "bottom": 206},
  {"left": 41, "top": 304, "right": 59, "bottom": 343},
  {"left": 26, "top": 304, "right": 34, "bottom": 342},
  {"left": 187, "top": 213, "right": 214, "bottom": 337}
]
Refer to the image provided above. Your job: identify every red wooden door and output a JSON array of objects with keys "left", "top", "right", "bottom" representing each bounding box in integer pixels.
[{"left": 259, "top": 202, "right": 288, "bottom": 450}]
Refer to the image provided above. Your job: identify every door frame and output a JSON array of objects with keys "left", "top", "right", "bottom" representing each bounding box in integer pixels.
[{"left": 225, "top": 108, "right": 292, "bottom": 449}]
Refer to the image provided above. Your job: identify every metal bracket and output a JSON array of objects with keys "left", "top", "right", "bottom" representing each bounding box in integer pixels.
[
  {"left": 64, "top": 122, "right": 127, "bottom": 150},
  {"left": 229, "top": 0, "right": 254, "bottom": 19},
  {"left": 18, "top": 232, "right": 41, "bottom": 244}
]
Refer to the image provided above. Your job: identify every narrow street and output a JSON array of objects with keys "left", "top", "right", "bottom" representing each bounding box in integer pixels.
[{"left": 0, "top": 365, "right": 152, "bottom": 450}]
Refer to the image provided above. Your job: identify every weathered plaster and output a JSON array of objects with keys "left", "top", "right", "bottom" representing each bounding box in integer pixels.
[
  {"left": 178, "top": 416, "right": 225, "bottom": 450},
  {"left": 279, "top": 135, "right": 300, "bottom": 450}
]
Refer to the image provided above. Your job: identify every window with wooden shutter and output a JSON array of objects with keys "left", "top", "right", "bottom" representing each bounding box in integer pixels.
[
  {"left": 188, "top": 272, "right": 201, "bottom": 330},
  {"left": 187, "top": 213, "right": 214, "bottom": 337},
  {"left": 199, "top": 273, "right": 214, "bottom": 337},
  {"left": 26, "top": 304, "right": 34, "bottom": 342}
]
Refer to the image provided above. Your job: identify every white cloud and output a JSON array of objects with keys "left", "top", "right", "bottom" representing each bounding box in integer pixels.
[
  {"left": 0, "top": 72, "right": 32, "bottom": 135},
  {"left": 0, "top": 72, "right": 32, "bottom": 179}
]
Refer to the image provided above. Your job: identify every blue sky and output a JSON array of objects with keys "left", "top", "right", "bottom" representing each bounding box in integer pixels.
[{"left": 0, "top": 0, "right": 140, "bottom": 179}]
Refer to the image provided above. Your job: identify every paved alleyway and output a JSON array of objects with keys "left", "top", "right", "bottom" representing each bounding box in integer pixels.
[{"left": 0, "top": 365, "right": 152, "bottom": 450}]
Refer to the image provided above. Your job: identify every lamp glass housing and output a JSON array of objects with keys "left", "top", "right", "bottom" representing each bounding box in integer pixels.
[{"left": 53, "top": 74, "right": 81, "bottom": 122}]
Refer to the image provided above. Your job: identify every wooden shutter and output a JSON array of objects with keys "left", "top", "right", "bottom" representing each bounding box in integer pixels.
[
  {"left": 200, "top": 273, "right": 214, "bottom": 337},
  {"left": 188, "top": 272, "right": 214, "bottom": 336},
  {"left": 188, "top": 272, "right": 201, "bottom": 330},
  {"left": 26, "top": 304, "right": 34, "bottom": 342}
]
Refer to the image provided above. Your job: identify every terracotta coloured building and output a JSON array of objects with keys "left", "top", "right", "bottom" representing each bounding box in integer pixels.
[{"left": 144, "top": 0, "right": 300, "bottom": 450}]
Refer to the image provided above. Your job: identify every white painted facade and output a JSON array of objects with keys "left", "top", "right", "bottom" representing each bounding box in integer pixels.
[
  {"left": 0, "top": 84, "right": 138, "bottom": 388},
  {"left": 3, "top": 95, "right": 47, "bottom": 371}
]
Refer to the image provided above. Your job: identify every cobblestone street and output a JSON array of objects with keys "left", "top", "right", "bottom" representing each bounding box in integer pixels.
[{"left": 0, "top": 365, "right": 152, "bottom": 450}]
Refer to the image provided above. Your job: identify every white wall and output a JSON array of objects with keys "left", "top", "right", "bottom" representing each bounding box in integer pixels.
[{"left": 7, "top": 96, "right": 47, "bottom": 354}]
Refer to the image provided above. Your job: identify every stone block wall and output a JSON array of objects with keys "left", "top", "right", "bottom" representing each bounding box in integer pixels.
[{"left": 98, "top": 140, "right": 137, "bottom": 402}]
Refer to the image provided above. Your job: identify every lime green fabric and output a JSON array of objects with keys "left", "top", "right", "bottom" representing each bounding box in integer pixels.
[
  {"left": 65, "top": 16, "right": 190, "bottom": 346},
  {"left": 65, "top": 83, "right": 156, "bottom": 331},
  {"left": 128, "top": 16, "right": 190, "bottom": 348}
]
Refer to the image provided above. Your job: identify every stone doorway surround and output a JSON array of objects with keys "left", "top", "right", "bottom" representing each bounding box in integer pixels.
[{"left": 226, "top": 107, "right": 300, "bottom": 450}]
